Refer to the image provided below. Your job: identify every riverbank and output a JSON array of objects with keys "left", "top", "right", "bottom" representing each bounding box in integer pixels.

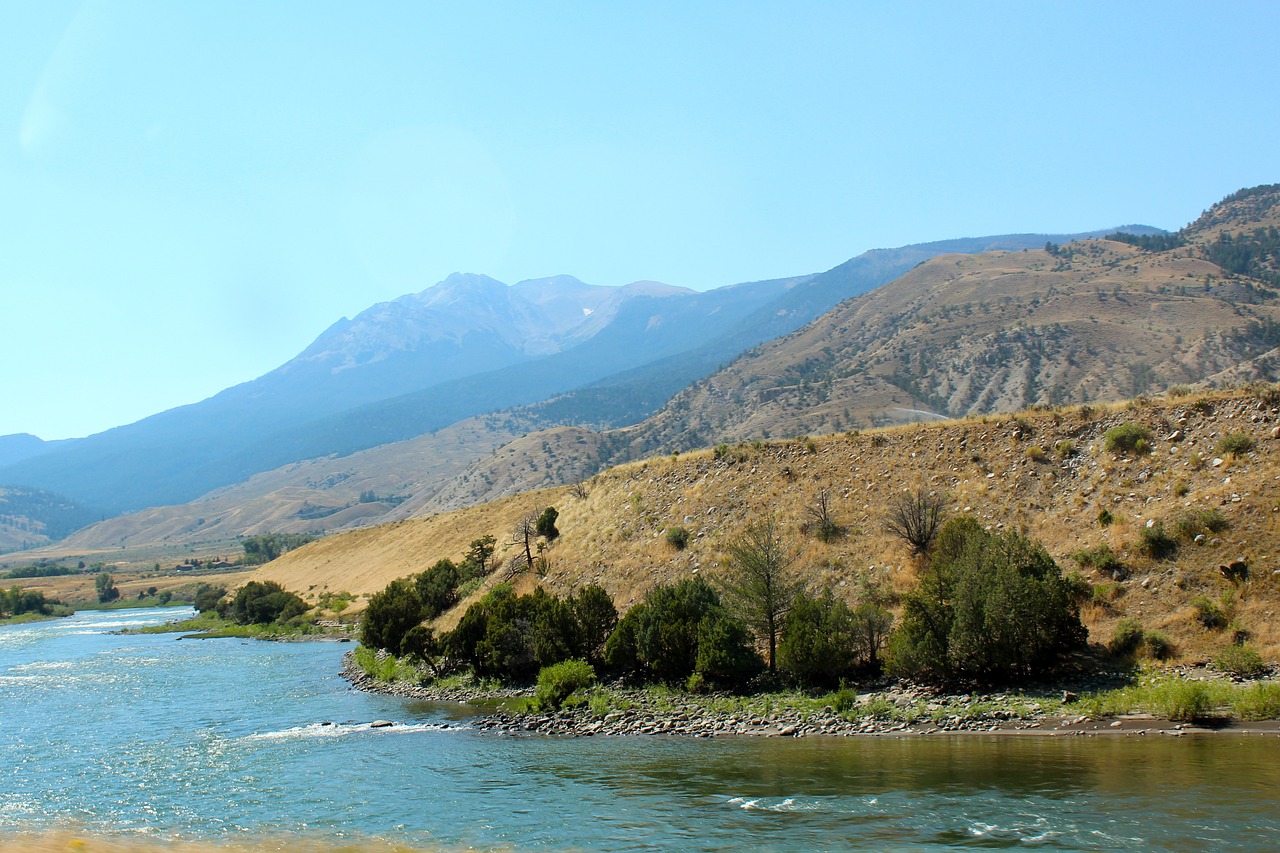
[{"left": 340, "top": 651, "right": 1280, "bottom": 738}]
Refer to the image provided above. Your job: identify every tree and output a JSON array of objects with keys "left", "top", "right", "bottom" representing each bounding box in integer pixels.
[
  {"left": 94, "top": 572, "right": 120, "bottom": 603},
  {"left": 887, "top": 518, "right": 1087, "bottom": 684},
  {"left": 414, "top": 559, "right": 460, "bottom": 620},
  {"left": 718, "top": 519, "right": 804, "bottom": 671},
  {"left": 359, "top": 578, "right": 423, "bottom": 653},
  {"left": 463, "top": 535, "right": 497, "bottom": 575},
  {"left": 805, "top": 488, "right": 844, "bottom": 542},
  {"left": 193, "top": 585, "right": 226, "bottom": 613},
  {"left": 228, "top": 581, "right": 309, "bottom": 625},
  {"left": 883, "top": 487, "right": 948, "bottom": 558},
  {"left": 778, "top": 590, "right": 857, "bottom": 685},
  {"left": 568, "top": 584, "right": 617, "bottom": 665},
  {"left": 507, "top": 512, "right": 540, "bottom": 577},
  {"left": 605, "top": 577, "right": 759, "bottom": 685},
  {"left": 535, "top": 507, "right": 560, "bottom": 541}
]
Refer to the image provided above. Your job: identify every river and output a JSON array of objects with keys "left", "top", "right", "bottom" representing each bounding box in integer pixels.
[{"left": 2, "top": 607, "right": 1277, "bottom": 851}]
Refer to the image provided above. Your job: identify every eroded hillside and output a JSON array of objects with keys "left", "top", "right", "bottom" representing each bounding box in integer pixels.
[{"left": 257, "top": 387, "right": 1280, "bottom": 663}]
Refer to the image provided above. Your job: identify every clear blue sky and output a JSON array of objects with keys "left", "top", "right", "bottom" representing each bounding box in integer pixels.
[{"left": 3, "top": 1, "right": 1278, "bottom": 441}]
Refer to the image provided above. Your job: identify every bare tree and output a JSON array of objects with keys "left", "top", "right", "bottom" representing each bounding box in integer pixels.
[
  {"left": 719, "top": 518, "right": 805, "bottom": 672},
  {"left": 883, "top": 487, "right": 948, "bottom": 557},
  {"left": 506, "top": 511, "right": 540, "bottom": 578},
  {"left": 805, "top": 488, "right": 844, "bottom": 542}
]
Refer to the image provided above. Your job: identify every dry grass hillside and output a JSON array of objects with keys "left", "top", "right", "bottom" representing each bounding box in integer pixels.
[
  {"left": 257, "top": 386, "right": 1280, "bottom": 664},
  {"left": 409, "top": 188, "right": 1280, "bottom": 512}
]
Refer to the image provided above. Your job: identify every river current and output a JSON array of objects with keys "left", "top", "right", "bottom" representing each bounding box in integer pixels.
[{"left": 2, "top": 607, "right": 1277, "bottom": 851}]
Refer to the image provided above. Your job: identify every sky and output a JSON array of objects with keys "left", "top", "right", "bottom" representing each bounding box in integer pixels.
[{"left": 2, "top": 1, "right": 1278, "bottom": 441}]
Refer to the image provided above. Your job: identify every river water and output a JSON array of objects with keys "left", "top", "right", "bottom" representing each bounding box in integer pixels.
[{"left": 2, "top": 607, "right": 1278, "bottom": 851}]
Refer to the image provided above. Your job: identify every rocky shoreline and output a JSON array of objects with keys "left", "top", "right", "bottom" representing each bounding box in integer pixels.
[{"left": 339, "top": 652, "right": 1280, "bottom": 738}]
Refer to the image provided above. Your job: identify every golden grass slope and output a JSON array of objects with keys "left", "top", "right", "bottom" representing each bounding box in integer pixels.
[{"left": 257, "top": 387, "right": 1280, "bottom": 662}]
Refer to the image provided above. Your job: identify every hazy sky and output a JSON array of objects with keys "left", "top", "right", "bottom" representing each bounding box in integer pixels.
[{"left": 3, "top": 1, "right": 1278, "bottom": 441}]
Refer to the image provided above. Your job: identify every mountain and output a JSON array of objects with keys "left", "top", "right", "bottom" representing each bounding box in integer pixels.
[
  {"left": 0, "top": 434, "right": 61, "bottom": 468},
  {"left": 0, "top": 227, "right": 1150, "bottom": 534},
  {"left": 0, "top": 485, "right": 99, "bottom": 553},
  {"left": 393, "top": 187, "right": 1280, "bottom": 510}
]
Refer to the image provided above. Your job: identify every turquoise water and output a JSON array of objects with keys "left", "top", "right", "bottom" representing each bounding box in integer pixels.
[{"left": 3, "top": 607, "right": 1278, "bottom": 851}]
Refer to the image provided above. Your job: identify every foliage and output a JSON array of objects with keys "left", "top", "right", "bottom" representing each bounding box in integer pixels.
[
  {"left": 1071, "top": 544, "right": 1126, "bottom": 579},
  {"left": 462, "top": 535, "right": 497, "bottom": 575},
  {"left": 535, "top": 507, "right": 560, "bottom": 541},
  {"left": 778, "top": 590, "right": 858, "bottom": 685},
  {"left": 1106, "top": 231, "right": 1188, "bottom": 252},
  {"left": 1103, "top": 423, "right": 1152, "bottom": 455},
  {"left": 1191, "top": 595, "right": 1229, "bottom": 630},
  {"left": 665, "top": 526, "right": 691, "bottom": 550},
  {"left": 887, "top": 519, "right": 1086, "bottom": 684},
  {"left": 240, "top": 533, "right": 315, "bottom": 565},
  {"left": 0, "top": 563, "right": 77, "bottom": 580},
  {"left": 94, "top": 572, "right": 120, "bottom": 603},
  {"left": 445, "top": 584, "right": 616, "bottom": 680},
  {"left": 227, "top": 581, "right": 309, "bottom": 625},
  {"left": 605, "top": 577, "right": 759, "bottom": 686},
  {"left": 1108, "top": 618, "right": 1145, "bottom": 657},
  {"left": 1172, "top": 508, "right": 1230, "bottom": 542},
  {"left": 360, "top": 578, "right": 425, "bottom": 653},
  {"left": 1216, "top": 433, "right": 1254, "bottom": 456},
  {"left": 0, "top": 585, "right": 69, "bottom": 619},
  {"left": 534, "top": 659, "right": 596, "bottom": 710},
  {"left": 882, "top": 488, "right": 948, "bottom": 556},
  {"left": 718, "top": 518, "right": 804, "bottom": 671},
  {"left": 1144, "top": 632, "right": 1175, "bottom": 661},
  {"left": 1097, "top": 509, "right": 1114, "bottom": 527},
  {"left": 1216, "top": 644, "right": 1266, "bottom": 679},
  {"left": 1138, "top": 521, "right": 1178, "bottom": 560},
  {"left": 192, "top": 584, "right": 227, "bottom": 613},
  {"left": 415, "top": 559, "right": 461, "bottom": 620}
]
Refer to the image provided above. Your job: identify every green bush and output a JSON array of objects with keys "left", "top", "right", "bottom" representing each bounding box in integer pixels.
[
  {"left": 1108, "top": 618, "right": 1145, "bottom": 657},
  {"left": 886, "top": 519, "right": 1087, "bottom": 684},
  {"left": 666, "top": 526, "right": 691, "bottom": 550},
  {"left": 1153, "top": 680, "right": 1217, "bottom": 722},
  {"left": 1216, "top": 433, "right": 1254, "bottom": 456},
  {"left": 1234, "top": 682, "right": 1280, "bottom": 719},
  {"left": 1071, "top": 544, "right": 1127, "bottom": 579},
  {"left": 1138, "top": 521, "right": 1178, "bottom": 560},
  {"left": 228, "top": 581, "right": 309, "bottom": 626},
  {"left": 1144, "top": 632, "right": 1175, "bottom": 660},
  {"left": 1104, "top": 423, "right": 1153, "bottom": 455},
  {"left": 1097, "top": 509, "right": 1114, "bottom": 527},
  {"left": 1192, "top": 595, "right": 1229, "bottom": 631},
  {"left": 535, "top": 659, "right": 596, "bottom": 710},
  {"left": 1173, "top": 508, "right": 1230, "bottom": 542},
  {"left": 778, "top": 591, "right": 859, "bottom": 685},
  {"left": 604, "top": 577, "right": 759, "bottom": 686},
  {"left": 1054, "top": 440, "right": 1076, "bottom": 460},
  {"left": 1216, "top": 644, "right": 1266, "bottom": 679}
]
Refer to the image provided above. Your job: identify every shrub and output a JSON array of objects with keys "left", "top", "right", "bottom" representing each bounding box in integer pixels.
[
  {"left": 1091, "top": 582, "right": 1121, "bottom": 609},
  {"left": 1234, "top": 683, "right": 1280, "bottom": 719},
  {"left": 886, "top": 520, "right": 1087, "bottom": 684},
  {"left": 1071, "top": 544, "right": 1126, "bottom": 579},
  {"left": 1104, "top": 423, "right": 1152, "bottom": 455},
  {"left": 1216, "top": 433, "right": 1254, "bottom": 456},
  {"left": 1108, "top": 618, "right": 1145, "bottom": 657},
  {"left": 1144, "top": 632, "right": 1175, "bottom": 661},
  {"left": 1172, "top": 508, "right": 1230, "bottom": 542},
  {"left": 1054, "top": 440, "right": 1076, "bottom": 460},
  {"left": 534, "top": 659, "right": 596, "bottom": 710},
  {"left": 360, "top": 578, "right": 424, "bottom": 653},
  {"left": 665, "top": 526, "right": 691, "bottom": 550},
  {"left": 1097, "top": 509, "right": 1114, "bottom": 527},
  {"left": 778, "top": 591, "right": 860, "bottom": 685},
  {"left": 535, "top": 507, "right": 560, "bottom": 541},
  {"left": 1138, "top": 522, "right": 1178, "bottom": 560},
  {"left": 1025, "top": 446, "right": 1047, "bottom": 463},
  {"left": 1153, "top": 680, "right": 1217, "bottom": 722},
  {"left": 604, "top": 577, "right": 759, "bottom": 685},
  {"left": 1216, "top": 644, "right": 1266, "bottom": 679},
  {"left": 1191, "top": 595, "right": 1229, "bottom": 630},
  {"left": 228, "top": 581, "right": 309, "bottom": 626}
]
